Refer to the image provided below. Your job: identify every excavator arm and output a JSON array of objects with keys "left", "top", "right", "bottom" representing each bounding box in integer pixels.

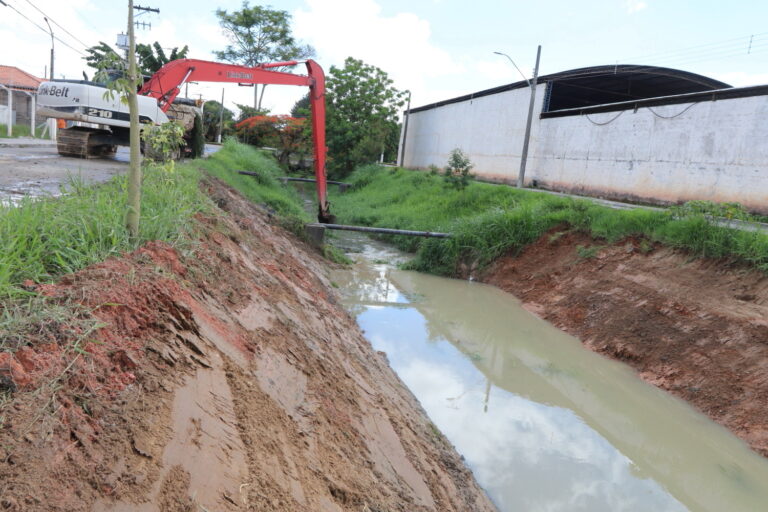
[{"left": 140, "top": 59, "right": 331, "bottom": 222}]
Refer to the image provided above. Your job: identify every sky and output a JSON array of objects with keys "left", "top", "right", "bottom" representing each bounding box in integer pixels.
[{"left": 1, "top": 0, "right": 767, "bottom": 116}]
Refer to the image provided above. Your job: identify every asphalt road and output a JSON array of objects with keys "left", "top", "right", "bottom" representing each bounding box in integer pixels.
[
  {"left": 0, "top": 141, "right": 221, "bottom": 205},
  {"left": 0, "top": 144, "right": 128, "bottom": 204}
]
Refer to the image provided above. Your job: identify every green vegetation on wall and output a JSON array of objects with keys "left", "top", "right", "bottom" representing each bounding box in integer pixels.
[{"left": 333, "top": 165, "right": 768, "bottom": 276}]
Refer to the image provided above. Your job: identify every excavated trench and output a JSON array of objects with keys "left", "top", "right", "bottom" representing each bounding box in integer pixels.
[{"left": 329, "top": 232, "right": 768, "bottom": 512}]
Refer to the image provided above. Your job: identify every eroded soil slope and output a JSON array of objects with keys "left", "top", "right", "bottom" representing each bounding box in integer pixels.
[
  {"left": 482, "top": 229, "right": 768, "bottom": 456},
  {"left": 0, "top": 178, "right": 496, "bottom": 512}
]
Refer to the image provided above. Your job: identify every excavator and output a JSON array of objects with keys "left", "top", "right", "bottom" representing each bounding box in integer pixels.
[{"left": 36, "top": 59, "right": 331, "bottom": 222}]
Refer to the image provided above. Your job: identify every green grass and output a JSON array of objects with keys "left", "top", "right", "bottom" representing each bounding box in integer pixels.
[
  {"left": 0, "top": 161, "right": 210, "bottom": 298},
  {"left": 194, "top": 139, "right": 309, "bottom": 227},
  {"left": 0, "top": 124, "right": 49, "bottom": 139},
  {"left": 332, "top": 165, "right": 768, "bottom": 275},
  {"left": 0, "top": 140, "right": 307, "bottom": 298}
]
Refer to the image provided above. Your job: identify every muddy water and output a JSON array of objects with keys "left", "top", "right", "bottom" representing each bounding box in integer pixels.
[{"left": 331, "top": 237, "right": 768, "bottom": 512}]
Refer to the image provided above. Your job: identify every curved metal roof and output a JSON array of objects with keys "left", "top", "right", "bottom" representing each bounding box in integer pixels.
[
  {"left": 409, "top": 64, "right": 732, "bottom": 114},
  {"left": 542, "top": 64, "right": 731, "bottom": 111}
]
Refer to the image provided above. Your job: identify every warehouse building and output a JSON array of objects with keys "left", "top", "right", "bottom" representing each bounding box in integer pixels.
[{"left": 399, "top": 65, "right": 768, "bottom": 212}]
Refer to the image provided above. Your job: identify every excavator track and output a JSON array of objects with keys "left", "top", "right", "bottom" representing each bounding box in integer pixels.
[{"left": 57, "top": 127, "right": 117, "bottom": 159}]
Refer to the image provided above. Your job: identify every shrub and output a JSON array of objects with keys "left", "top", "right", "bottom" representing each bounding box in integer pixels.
[{"left": 443, "top": 148, "right": 473, "bottom": 191}]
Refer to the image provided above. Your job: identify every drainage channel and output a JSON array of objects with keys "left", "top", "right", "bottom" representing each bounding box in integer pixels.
[{"left": 330, "top": 233, "right": 768, "bottom": 512}]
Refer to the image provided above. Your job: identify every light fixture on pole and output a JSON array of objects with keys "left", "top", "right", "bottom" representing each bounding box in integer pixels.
[
  {"left": 493, "top": 51, "right": 530, "bottom": 86},
  {"left": 494, "top": 46, "right": 541, "bottom": 188},
  {"left": 43, "top": 17, "right": 54, "bottom": 80}
]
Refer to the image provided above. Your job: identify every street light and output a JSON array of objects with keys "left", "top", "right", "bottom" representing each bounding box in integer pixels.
[
  {"left": 493, "top": 51, "right": 530, "bottom": 86},
  {"left": 494, "top": 46, "right": 541, "bottom": 188},
  {"left": 43, "top": 17, "right": 54, "bottom": 80}
]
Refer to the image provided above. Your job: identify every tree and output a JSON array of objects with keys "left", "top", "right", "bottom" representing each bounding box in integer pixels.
[
  {"left": 325, "top": 57, "right": 407, "bottom": 177},
  {"left": 234, "top": 103, "right": 270, "bottom": 122},
  {"left": 84, "top": 42, "right": 125, "bottom": 77},
  {"left": 214, "top": 2, "right": 315, "bottom": 109},
  {"left": 136, "top": 42, "right": 189, "bottom": 75},
  {"left": 202, "top": 100, "right": 235, "bottom": 141},
  {"left": 290, "top": 93, "right": 310, "bottom": 118},
  {"left": 85, "top": 40, "right": 189, "bottom": 78},
  {"left": 235, "top": 115, "right": 310, "bottom": 169}
]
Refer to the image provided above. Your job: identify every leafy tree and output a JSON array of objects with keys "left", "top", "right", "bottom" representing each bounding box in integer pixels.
[
  {"left": 84, "top": 42, "right": 126, "bottom": 78},
  {"left": 290, "top": 93, "right": 311, "bottom": 118},
  {"left": 234, "top": 103, "right": 270, "bottom": 123},
  {"left": 235, "top": 115, "right": 310, "bottom": 169},
  {"left": 85, "top": 40, "right": 189, "bottom": 78},
  {"left": 136, "top": 42, "right": 189, "bottom": 75},
  {"left": 325, "top": 57, "right": 407, "bottom": 177},
  {"left": 443, "top": 148, "right": 474, "bottom": 190},
  {"left": 214, "top": 2, "right": 315, "bottom": 108},
  {"left": 202, "top": 100, "right": 235, "bottom": 141}
]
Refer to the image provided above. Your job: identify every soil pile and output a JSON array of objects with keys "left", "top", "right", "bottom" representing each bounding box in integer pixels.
[
  {"left": 0, "top": 178, "right": 496, "bottom": 511},
  {"left": 482, "top": 228, "right": 768, "bottom": 456}
]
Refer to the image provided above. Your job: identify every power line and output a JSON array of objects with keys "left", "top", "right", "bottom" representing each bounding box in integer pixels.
[
  {"left": 622, "top": 31, "right": 768, "bottom": 64},
  {"left": 22, "top": 0, "right": 89, "bottom": 48},
  {"left": 1, "top": 1, "right": 86, "bottom": 56}
]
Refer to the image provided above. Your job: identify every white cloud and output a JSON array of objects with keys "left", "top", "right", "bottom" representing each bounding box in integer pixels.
[
  {"left": 625, "top": 0, "right": 648, "bottom": 13},
  {"left": 293, "top": 0, "right": 463, "bottom": 110},
  {"left": 713, "top": 71, "right": 768, "bottom": 87},
  {"left": 0, "top": 0, "right": 107, "bottom": 80}
]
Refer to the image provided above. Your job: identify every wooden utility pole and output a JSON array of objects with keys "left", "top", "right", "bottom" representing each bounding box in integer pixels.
[
  {"left": 126, "top": 0, "right": 142, "bottom": 239},
  {"left": 517, "top": 45, "right": 541, "bottom": 188}
]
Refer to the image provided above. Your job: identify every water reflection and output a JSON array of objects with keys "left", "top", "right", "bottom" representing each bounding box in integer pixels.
[{"left": 333, "top": 244, "right": 768, "bottom": 512}]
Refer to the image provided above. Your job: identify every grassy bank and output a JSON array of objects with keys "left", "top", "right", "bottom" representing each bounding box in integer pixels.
[
  {"left": 333, "top": 165, "right": 768, "bottom": 275},
  {"left": 0, "top": 140, "right": 303, "bottom": 299},
  {"left": 0, "top": 124, "right": 49, "bottom": 139}
]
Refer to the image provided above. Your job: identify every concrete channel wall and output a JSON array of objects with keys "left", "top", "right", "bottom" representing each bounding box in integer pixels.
[{"left": 401, "top": 86, "right": 768, "bottom": 213}]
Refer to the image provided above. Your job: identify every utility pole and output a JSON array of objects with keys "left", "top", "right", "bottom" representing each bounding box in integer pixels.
[
  {"left": 217, "top": 88, "right": 225, "bottom": 143},
  {"left": 126, "top": 0, "right": 142, "bottom": 239},
  {"left": 517, "top": 45, "right": 541, "bottom": 188},
  {"left": 398, "top": 91, "right": 412, "bottom": 167},
  {"left": 43, "top": 17, "right": 54, "bottom": 80}
]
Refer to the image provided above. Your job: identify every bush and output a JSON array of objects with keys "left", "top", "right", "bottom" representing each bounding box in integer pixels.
[{"left": 443, "top": 148, "right": 473, "bottom": 190}]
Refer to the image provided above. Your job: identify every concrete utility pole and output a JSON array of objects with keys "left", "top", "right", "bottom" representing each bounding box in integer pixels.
[
  {"left": 518, "top": 45, "right": 541, "bottom": 188},
  {"left": 398, "top": 91, "right": 412, "bottom": 167},
  {"left": 217, "top": 88, "right": 225, "bottom": 143},
  {"left": 43, "top": 17, "right": 54, "bottom": 80}
]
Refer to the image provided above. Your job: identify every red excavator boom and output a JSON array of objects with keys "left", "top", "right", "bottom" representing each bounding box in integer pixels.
[{"left": 140, "top": 59, "right": 331, "bottom": 223}]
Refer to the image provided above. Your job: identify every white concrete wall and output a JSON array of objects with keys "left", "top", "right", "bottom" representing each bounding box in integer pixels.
[
  {"left": 402, "top": 87, "right": 768, "bottom": 212},
  {"left": 402, "top": 84, "right": 547, "bottom": 183},
  {"left": 532, "top": 97, "right": 768, "bottom": 212}
]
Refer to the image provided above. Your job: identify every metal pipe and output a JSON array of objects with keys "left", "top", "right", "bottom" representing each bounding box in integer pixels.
[
  {"left": 309, "top": 223, "right": 451, "bottom": 238},
  {"left": 237, "top": 172, "right": 351, "bottom": 187}
]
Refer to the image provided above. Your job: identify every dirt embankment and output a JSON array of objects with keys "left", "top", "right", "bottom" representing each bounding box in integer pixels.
[
  {"left": 0, "top": 178, "right": 496, "bottom": 512},
  {"left": 481, "top": 228, "right": 768, "bottom": 456}
]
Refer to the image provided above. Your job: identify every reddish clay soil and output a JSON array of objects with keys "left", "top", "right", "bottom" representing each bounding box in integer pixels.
[
  {"left": 481, "top": 228, "right": 768, "bottom": 457},
  {"left": 0, "top": 178, "right": 496, "bottom": 512}
]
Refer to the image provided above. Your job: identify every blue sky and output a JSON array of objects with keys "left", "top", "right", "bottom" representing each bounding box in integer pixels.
[{"left": 1, "top": 0, "right": 767, "bottom": 114}]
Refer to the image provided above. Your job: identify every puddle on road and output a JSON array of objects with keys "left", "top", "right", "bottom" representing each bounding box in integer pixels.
[{"left": 331, "top": 237, "right": 768, "bottom": 512}]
